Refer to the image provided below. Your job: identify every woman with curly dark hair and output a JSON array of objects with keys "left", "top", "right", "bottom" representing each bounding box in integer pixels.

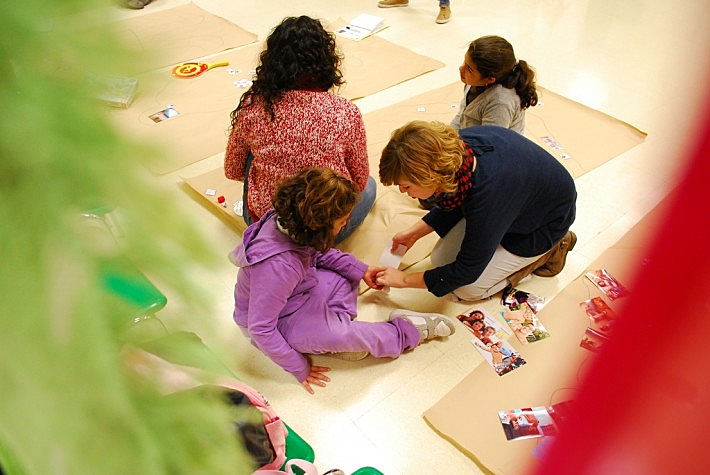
[
  {"left": 229, "top": 168, "right": 455, "bottom": 394},
  {"left": 225, "top": 16, "right": 375, "bottom": 242},
  {"left": 451, "top": 35, "right": 538, "bottom": 133}
]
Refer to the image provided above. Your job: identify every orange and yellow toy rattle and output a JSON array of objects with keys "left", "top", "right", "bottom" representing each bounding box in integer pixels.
[{"left": 171, "top": 60, "right": 229, "bottom": 78}]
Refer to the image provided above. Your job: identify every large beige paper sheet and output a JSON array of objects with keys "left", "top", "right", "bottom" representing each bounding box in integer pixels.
[
  {"left": 335, "top": 32, "right": 445, "bottom": 101},
  {"left": 362, "top": 82, "right": 647, "bottom": 179},
  {"left": 182, "top": 169, "right": 436, "bottom": 289},
  {"left": 422, "top": 199, "right": 669, "bottom": 474},
  {"left": 113, "top": 37, "right": 443, "bottom": 175},
  {"left": 107, "top": 2, "right": 257, "bottom": 71},
  {"left": 109, "top": 44, "right": 262, "bottom": 176}
]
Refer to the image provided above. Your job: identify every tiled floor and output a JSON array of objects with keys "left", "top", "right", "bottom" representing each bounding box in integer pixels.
[{"left": 131, "top": 0, "right": 710, "bottom": 473}]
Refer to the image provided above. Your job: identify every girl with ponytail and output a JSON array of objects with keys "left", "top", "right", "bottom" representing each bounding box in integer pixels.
[{"left": 451, "top": 35, "right": 538, "bottom": 134}]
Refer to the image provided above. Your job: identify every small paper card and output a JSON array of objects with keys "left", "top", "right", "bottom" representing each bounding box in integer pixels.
[
  {"left": 335, "top": 14, "right": 387, "bottom": 41},
  {"left": 378, "top": 240, "right": 407, "bottom": 268},
  {"left": 149, "top": 105, "right": 179, "bottom": 123},
  {"left": 378, "top": 241, "right": 407, "bottom": 293}
]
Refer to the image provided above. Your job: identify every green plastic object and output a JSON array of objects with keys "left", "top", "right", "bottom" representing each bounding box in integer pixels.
[
  {"left": 84, "top": 207, "right": 167, "bottom": 319},
  {"left": 351, "top": 468, "right": 385, "bottom": 475},
  {"left": 99, "top": 256, "right": 167, "bottom": 317},
  {"left": 283, "top": 422, "right": 315, "bottom": 464}
]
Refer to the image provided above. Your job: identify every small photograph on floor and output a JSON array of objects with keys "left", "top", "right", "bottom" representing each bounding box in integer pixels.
[
  {"left": 501, "top": 285, "right": 546, "bottom": 313},
  {"left": 498, "top": 406, "right": 559, "bottom": 441},
  {"left": 457, "top": 307, "right": 526, "bottom": 376},
  {"left": 502, "top": 302, "right": 551, "bottom": 345},
  {"left": 585, "top": 268, "right": 630, "bottom": 300},
  {"left": 579, "top": 327, "right": 609, "bottom": 353},
  {"left": 579, "top": 296, "right": 618, "bottom": 337}
]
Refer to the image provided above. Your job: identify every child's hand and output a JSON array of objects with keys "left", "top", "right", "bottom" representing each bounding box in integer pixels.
[
  {"left": 362, "top": 266, "right": 386, "bottom": 290},
  {"left": 375, "top": 267, "right": 407, "bottom": 289},
  {"left": 301, "top": 365, "right": 331, "bottom": 394}
]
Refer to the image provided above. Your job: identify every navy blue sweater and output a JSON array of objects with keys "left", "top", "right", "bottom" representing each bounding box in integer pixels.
[{"left": 423, "top": 125, "right": 577, "bottom": 297}]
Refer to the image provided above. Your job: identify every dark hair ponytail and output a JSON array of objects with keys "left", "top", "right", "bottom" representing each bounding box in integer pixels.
[
  {"left": 468, "top": 36, "right": 538, "bottom": 110},
  {"left": 497, "top": 59, "right": 538, "bottom": 110}
]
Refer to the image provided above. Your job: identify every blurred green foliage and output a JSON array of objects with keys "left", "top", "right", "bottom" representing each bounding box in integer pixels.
[{"left": 0, "top": 0, "right": 250, "bottom": 473}]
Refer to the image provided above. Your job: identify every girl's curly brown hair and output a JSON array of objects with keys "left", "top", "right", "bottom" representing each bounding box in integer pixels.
[
  {"left": 272, "top": 168, "right": 359, "bottom": 252},
  {"left": 229, "top": 15, "right": 344, "bottom": 126}
]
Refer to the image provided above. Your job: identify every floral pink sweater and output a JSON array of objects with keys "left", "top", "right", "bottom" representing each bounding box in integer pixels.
[{"left": 225, "top": 90, "right": 370, "bottom": 220}]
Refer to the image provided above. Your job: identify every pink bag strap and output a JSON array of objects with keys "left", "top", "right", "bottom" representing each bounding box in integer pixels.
[
  {"left": 214, "top": 378, "right": 288, "bottom": 471},
  {"left": 122, "top": 347, "right": 288, "bottom": 471},
  {"left": 252, "top": 458, "right": 320, "bottom": 475}
]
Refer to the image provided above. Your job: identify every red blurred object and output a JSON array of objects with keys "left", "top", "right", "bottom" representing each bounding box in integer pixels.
[{"left": 534, "top": 97, "right": 710, "bottom": 472}]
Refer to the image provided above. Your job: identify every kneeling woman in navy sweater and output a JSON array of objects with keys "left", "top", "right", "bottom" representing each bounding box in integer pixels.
[{"left": 377, "top": 121, "right": 577, "bottom": 302}]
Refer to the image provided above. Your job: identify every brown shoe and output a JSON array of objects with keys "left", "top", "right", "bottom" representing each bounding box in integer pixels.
[
  {"left": 435, "top": 5, "right": 451, "bottom": 23},
  {"left": 533, "top": 231, "right": 577, "bottom": 277},
  {"left": 507, "top": 253, "right": 549, "bottom": 287},
  {"left": 378, "top": 0, "right": 409, "bottom": 7}
]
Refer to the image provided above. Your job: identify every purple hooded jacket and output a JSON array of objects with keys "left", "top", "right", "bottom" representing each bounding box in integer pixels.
[{"left": 229, "top": 210, "right": 367, "bottom": 382}]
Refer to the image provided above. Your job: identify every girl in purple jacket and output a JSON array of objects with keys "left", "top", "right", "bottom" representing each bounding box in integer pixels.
[{"left": 230, "top": 168, "right": 455, "bottom": 393}]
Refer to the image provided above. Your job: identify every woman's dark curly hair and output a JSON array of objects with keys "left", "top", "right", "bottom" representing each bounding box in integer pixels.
[
  {"left": 467, "top": 35, "right": 538, "bottom": 110},
  {"left": 272, "top": 168, "right": 359, "bottom": 252},
  {"left": 229, "top": 16, "right": 344, "bottom": 127}
]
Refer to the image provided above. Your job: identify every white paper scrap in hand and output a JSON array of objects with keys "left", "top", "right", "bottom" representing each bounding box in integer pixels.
[
  {"left": 378, "top": 240, "right": 408, "bottom": 293},
  {"left": 379, "top": 240, "right": 407, "bottom": 268}
]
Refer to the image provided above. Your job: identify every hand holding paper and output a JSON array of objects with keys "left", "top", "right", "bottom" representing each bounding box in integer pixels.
[
  {"left": 378, "top": 240, "right": 407, "bottom": 292},
  {"left": 379, "top": 240, "right": 408, "bottom": 268}
]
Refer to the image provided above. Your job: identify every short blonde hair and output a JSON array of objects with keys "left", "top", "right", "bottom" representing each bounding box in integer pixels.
[{"left": 379, "top": 120, "right": 464, "bottom": 193}]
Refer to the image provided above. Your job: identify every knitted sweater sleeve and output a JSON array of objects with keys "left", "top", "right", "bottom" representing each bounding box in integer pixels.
[{"left": 224, "top": 115, "right": 250, "bottom": 181}]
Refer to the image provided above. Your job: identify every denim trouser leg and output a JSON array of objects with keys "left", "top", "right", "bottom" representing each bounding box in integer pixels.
[
  {"left": 245, "top": 166, "right": 375, "bottom": 236},
  {"left": 335, "top": 176, "right": 377, "bottom": 244}
]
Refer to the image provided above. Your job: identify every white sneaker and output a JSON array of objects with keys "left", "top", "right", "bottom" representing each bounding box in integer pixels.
[{"left": 389, "top": 309, "right": 456, "bottom": 340}]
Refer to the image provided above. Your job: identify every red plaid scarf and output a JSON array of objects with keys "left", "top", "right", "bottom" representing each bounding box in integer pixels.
[{"left": 434, "top": 144, "right": 476, "bottom": 210}]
